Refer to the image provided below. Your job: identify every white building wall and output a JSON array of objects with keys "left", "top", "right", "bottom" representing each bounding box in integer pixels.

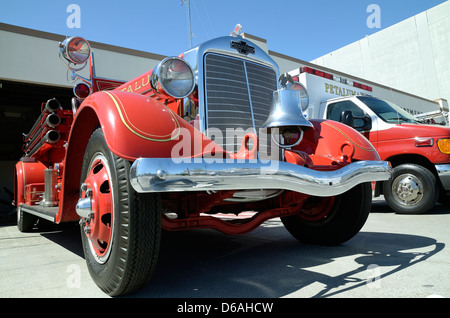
[
  {"left": 0, "top": 29, "right": 69, "bottom": 87},
  {"left": 1, "top": 1, "right": 448, "bottom": 113},
  {"left": 0, "top": 24, "right": 165, "bottom": 88},
  {"left": 309, "top": 1, "right": 450, "bottom": 104}
]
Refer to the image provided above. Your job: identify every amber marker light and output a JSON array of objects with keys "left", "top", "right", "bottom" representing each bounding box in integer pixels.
[{"left": 437, "top": 138, "right": 450, "bottom": 154}]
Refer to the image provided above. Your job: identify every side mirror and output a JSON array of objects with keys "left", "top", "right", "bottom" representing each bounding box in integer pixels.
[
  {"left": 340, "top": 110, "right": 372, "bottom": 131},
  {"left": 340, "top": 110, "right": 355, "bottom": 127}
]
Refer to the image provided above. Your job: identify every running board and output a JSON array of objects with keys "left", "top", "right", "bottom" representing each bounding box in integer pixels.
[{"left": 20, "top": 204, "right": 58, "bottom": 222}]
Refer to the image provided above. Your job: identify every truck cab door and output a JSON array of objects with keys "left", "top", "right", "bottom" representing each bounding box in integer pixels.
[{"left": 325, "top": 100, "right": 378, "bottom": 149}]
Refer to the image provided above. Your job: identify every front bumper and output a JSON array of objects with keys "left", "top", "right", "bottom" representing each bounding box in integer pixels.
[
  {"left": 130, "top": 158, "right": 391, "bottom": 197},
  {"left": 436, "top": 164, "right": 450, "bottom": 190}
]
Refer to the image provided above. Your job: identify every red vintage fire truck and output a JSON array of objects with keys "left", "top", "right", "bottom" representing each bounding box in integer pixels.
[{"left": 14, "top": 34, "right": 390, "bottom": 296}]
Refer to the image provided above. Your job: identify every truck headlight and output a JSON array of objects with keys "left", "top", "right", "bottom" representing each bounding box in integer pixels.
[
  {"left": 59, "top": 36, "right": 91, "bottom": 64},
  {"left": 437, "top": 138, "right": 450, "bottom": 154},
  {"left": 151, "top": 57, "right": 195, "bottom": 99}
]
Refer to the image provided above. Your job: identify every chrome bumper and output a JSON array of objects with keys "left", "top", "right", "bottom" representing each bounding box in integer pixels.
[
  {"left": 130, "top": 158, "right": 391, "bottom": 197},
  {"left": 436, "top": 164, "right": 450, "bottom": 190}
]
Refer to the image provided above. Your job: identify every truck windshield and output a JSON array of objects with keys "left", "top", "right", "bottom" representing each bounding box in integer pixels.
[{"left": 357, "top": 96, "right": 419, "bottom": 124}]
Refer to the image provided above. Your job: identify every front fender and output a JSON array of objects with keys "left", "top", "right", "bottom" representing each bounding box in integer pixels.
[
  {"left": 57, "top": 90, "right": 220, "bottom": 223},
  {"left": 75, "top": 90, "right": 213, "bottom": 160},
  {"left": 297, "top": 119, "right": 380, "bottom": 163}
]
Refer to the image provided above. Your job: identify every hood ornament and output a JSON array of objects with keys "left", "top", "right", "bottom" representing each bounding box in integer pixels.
[{"left": 230, "top": 24, "right": 243, "bottom": 37}]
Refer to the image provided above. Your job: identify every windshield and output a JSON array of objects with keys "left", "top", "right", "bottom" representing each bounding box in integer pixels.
[{"left": 357, "top": 96, "right": 419, "bottom": 124}]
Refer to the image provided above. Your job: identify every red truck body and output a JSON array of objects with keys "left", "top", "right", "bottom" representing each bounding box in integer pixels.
[
  {"left": 14, "top": 35, "right": 391, "bottom": 296},
  {"left": 288, "top": 67, "right": 450, "bottom": 214}
]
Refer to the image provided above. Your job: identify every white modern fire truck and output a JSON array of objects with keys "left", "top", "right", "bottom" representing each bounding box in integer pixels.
[{"left": 288, "top": 66, "right": 450, "bottom": 214}]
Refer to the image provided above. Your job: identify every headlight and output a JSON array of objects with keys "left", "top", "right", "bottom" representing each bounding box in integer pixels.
[
  {"left": 277, "top": 73, "right": 309, "bottom": 111},
  {"left": 437, "top": 138, "right": 450, "bottom": 154},
  {"left": 290, "top": 82, "right": 309, "bottom": 111},
  {"left": 59, "top": 36, "right": 91, "bottom": 64},
  {"left": 151, "top": 57, "right": 195, "bottom": 99}
]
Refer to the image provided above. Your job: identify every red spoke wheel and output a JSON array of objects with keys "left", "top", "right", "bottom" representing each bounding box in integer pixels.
[
  {"left": 281, "top": 183, "right": 372, "bottom": 246},
  {"left": 79, "top": 128, "right": 162, "bottom": 296},
  {"left": 80, "top": 154, "right": 114, "bottom": 263}
]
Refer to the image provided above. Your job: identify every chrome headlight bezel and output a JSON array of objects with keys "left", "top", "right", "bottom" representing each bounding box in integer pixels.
[
  {"left": 150, "top": 57, "right": 196, "bottom": 100},
  {"left": 59, "top": 36, "right": 91, "bottom": 65}
]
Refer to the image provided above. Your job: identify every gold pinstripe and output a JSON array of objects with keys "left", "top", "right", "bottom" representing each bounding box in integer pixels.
[{"left": 105, "top": 91, "right": 181, "bottom": 142}]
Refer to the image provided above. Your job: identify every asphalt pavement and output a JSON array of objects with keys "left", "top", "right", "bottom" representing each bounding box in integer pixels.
[{"left": 0, "top": 197, "right": 449, "bottom": 298}]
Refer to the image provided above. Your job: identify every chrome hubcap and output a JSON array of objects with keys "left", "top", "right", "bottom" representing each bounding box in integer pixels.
[{"left": 392, "top": 173, "right": 423, "bottom": 205}]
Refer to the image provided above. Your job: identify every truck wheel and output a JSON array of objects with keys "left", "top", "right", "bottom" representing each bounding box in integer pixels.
[
  {"left": 281, "top": 183, "right": 371, "bottom": 246},
  {"left": 17, "top": 206, "right": 36, "bottom": 232},
  {"left": 383, "top": 164, "right": 438, "bottom": 214},
  {"left": 79, "top": 128, "right": 161, "bottom": 296}
]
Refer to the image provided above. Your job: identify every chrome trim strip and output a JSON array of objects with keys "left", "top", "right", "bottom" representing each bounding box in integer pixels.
[
  {"left": 130, "top": 158, "right": 391, "bottom": 197},
  {"left": 242, "top": 60, "right": 257, "bottom": 135}
]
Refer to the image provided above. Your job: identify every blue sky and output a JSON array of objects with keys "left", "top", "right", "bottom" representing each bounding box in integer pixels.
[{"left": 0, "top": 0, "right": 447, "bottom": 61}]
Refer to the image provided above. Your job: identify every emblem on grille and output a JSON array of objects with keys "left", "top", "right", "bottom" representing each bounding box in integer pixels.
[{"left": 230, "top": 40, "right": 255, "bottom": 55}]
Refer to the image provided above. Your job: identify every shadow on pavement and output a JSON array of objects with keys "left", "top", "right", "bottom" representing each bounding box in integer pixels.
[
  {"left": 33, "top": 220, "right": 84, "bottom": 258},
  {"left": 17, "top": 200, "right": 447, "bottom": 298},
  {"left": 126, "top": 225, "right": 444, "bottom": 298}
]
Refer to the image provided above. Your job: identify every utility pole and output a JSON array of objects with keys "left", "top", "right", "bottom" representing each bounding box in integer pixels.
[{"left": 181, "top": 0, "right": 193, "bottom": 48}]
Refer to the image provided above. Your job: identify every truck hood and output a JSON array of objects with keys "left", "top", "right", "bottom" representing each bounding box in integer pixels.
[{"left": 378, "top": 123, "right": 450, "bottom": 141}]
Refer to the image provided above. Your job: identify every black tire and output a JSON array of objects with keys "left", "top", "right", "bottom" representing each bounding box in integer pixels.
[
  {"left": 438, "top": 191, "right": 450, "bottom": 206},
  {"left": 383, "top": 164, "right": 438, "bottom": 214},
  {"left": 17, "top": 206, "right": 36, "bottom": 232},
  {"left": 79, "top": 128, "right": 161, "bottom": 296},
  {"left": 281, "top": 183, "right": 372, "bottom": 246}
]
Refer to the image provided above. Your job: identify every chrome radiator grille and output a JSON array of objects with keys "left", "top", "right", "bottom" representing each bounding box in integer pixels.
[{"left": 204, "top": 53, "right": 277, "bottom": 152}]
